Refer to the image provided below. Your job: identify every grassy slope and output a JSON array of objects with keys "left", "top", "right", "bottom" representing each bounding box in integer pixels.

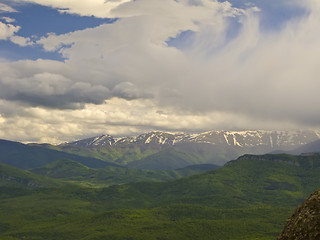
[
  {"left": 47, "top": 144, "right": 160, "bottom": 165},
  {"left": 1, "top": 154, "right": 320, "bottom": 239},
  {"left": 47, "top": 143, "right": 245, "bottom": 169},
  {"left": 91, "top": 154, "right": 320, "bottom": 209},
  {"left": 125, "top": 144, "right": 241, "bottom": 169},
  {"left": 0, "top": 162, "right": 64, "bottom": 188},
  {"left": 0, "top": 140, "right": 118, "bottom": 169},
  {"left": 126, "top": 148, "right": 203, "bottom": 170},
  {"left": 0, "top": 199, "right": 289, "bottom": 240},
  {"left": 30, "top": 159, "right": 219, "bottom": 187}
]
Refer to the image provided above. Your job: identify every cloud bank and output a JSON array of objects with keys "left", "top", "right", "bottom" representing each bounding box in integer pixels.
[{"left": 0, "top": 0, "right": 320, "bottom": 142}]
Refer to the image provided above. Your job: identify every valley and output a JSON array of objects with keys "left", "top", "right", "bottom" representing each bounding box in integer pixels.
[{"left": 0, "top": 130, "right": 320, "bottom": 239}]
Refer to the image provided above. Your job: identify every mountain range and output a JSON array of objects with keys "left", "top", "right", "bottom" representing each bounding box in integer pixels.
[
  {"left": 1, "top": 129, "right": 319, "bottom": 172},
  {"left": 51, "top": 130, "right": 320, "bottom": 169},
  {"left": 63, "top": 130, "right": 320, "bottom": 148}
]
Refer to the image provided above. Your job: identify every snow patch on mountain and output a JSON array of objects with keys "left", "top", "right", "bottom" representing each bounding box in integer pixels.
[{"left": 63, "top": 130, "right": 320, "bottom": 150}]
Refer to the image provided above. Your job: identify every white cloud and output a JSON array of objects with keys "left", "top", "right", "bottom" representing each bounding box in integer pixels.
[
  {"left": 0, "top": 7, "right": 27, "bottom": 45},
  {"left": 0, "top": 18, "right": 32, "bottom": 46},
  {"left": 37, "top": 0, "right": 241, "bottom": 52},
  {"left": 18, "top": 0, "right": 132, "bottom": 18},
  {"left": 0, "top": 3, "right": 18, "bottom": 13},
  {"left": 10, "top": 35, "right": 34, "bottom": 46},
  {"left": 0, "top": 98, "right": 304, "bottom": 144},
  {"left": 0, "top": 21, "right": 20, "bottom": 40},
  {"left": 0, "top": 114, "right": 5, "bottom": 124},
  {"left": 1, "top": 16, "right": 16, "bottom": 23},
  {"left": 10, "top": 0, "right": 240, "bottom": 107}
]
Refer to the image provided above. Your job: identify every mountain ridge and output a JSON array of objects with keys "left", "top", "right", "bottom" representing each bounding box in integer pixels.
[
  {"left": 3, "top": 129, "right": 318, "bottom": 170},
  {"left": 63, "top": 130, "right": 320, "bottom": 149},
  {"left": 50, "top": 130, "right": 320, "bottom": 169},
  {"left": 0, "top": 139, "right": 120, "bottom": 169}
]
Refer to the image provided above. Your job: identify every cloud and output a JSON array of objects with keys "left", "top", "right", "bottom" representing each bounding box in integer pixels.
[
  {"left": 0, "top": 4, "right": 32, "bottom": 46},
  {"left": 10, "top": 35, "right": 34, "bottom": 46},
  {"left": 1, "top": 0, "right": 320, "bottom": 143},
  {"left": 0, "top": 60, "right": 111, "bottom": 108},
  {"left": 0, "top": 98, "right": 301, "bottom": 144},
  {"left": 0, "top": 23, "right": 34, "bottom": 48},
  {"left": 0, "top": 17, "right": 32, "bottom": 47},
  {"left": 0, "top": 3, "right": 18, "bottom": 13},
  {"left": 17, "top": 0, "right": 132, "bottom": 18},
  {"left": 0, "top": 0, "right": 240, "bottom": 109},
  {"left": 1, "top": 16, "right": 15, "bottom": 23},
  {"left": 0, "top": 21, "right": 20, "bottom": 40},
  {"left": 112, "top": 82, "right": 151, "bottom": 100}
]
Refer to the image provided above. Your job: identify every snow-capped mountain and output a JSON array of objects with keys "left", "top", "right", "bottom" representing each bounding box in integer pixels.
[
  {"left": 63, "top": 130, "right": 320, "bottom": 150},
  {"left": 67, "top": 134, "right": 116, "bottom": 147},
  {"left": 58, "top": 130, "right": 320, "bottom": 169}
]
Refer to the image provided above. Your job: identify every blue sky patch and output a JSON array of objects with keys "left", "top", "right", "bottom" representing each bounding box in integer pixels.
[
  {"left": 0, "top": 3, "right": 116, "bottom": 61},
  {"left": 0, "top": 40, "right": 65, "bottom": 61},
  {"left": 225, "top": 0, "right": 308, "bottom": 31},
  {"left": 166, "top": 30, "right": 195, "bottom": 50}
]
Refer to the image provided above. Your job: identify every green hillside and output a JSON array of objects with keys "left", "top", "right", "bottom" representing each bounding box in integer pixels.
[
  {"left": 127, "top": 147, "right": 200, "bottom": 170},
  {"left": 46, "top": 142, "right": 242, "bottom": 169},
  {"left": 0, "top": 162, "right": 63, "bottom": 189},
  {"left": 30, "top": 159, "right": 218, "bottom": 187},
  {"left": 125, "top": 143, "right": 244, "bottom": 169},
  {"left": 46, "top": 143, "right": 160, "bottom": 165},
  {"left": 0, "top": 139, "right": 119, "bottom": 169},
  {"left": 91, "top": 153, "right": 320, "bottom": 209},
  {"left": 1, "top": 153, "right": 320, "bottom": 239}
]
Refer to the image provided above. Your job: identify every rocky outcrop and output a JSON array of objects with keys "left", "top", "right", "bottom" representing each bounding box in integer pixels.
[{"left": 278, "top": 190, "right": 320, "bottom": 240}]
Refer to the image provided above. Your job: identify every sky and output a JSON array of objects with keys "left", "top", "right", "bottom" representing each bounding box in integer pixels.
[{"left": 0, "top": 0, "right": 319, "bottom": 143}]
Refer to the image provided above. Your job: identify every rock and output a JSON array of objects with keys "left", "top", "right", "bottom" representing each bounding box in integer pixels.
[{"left": 278, "top": 190, "right": 320, "bottom": 240}]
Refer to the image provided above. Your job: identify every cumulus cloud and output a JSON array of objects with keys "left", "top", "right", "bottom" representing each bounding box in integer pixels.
[
  {"left": 0, "top": 5, "right": 30, "bottom": 46},
  {"left": 0, "top": 19, "right": 32, "bottom": 47},
  {"left": 0, "top": 0, "right": 240, "bottom": 109},
  {"left": 10, "top": 35, "right": 34, "bottom": 46},
  {"left": 0, "top": 21, "right": 20, "bottom": 40},
  {"left": 37, "top": 0, "right": 319, "bottom": 126},
  {"left": 0, "top": 60, "right": 110, "bottom": 108}
]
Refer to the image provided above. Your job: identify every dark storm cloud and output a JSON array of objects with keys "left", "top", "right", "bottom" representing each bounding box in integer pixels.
[{"left": 0, "top": 69, "right": 111, "bottom": 108}]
